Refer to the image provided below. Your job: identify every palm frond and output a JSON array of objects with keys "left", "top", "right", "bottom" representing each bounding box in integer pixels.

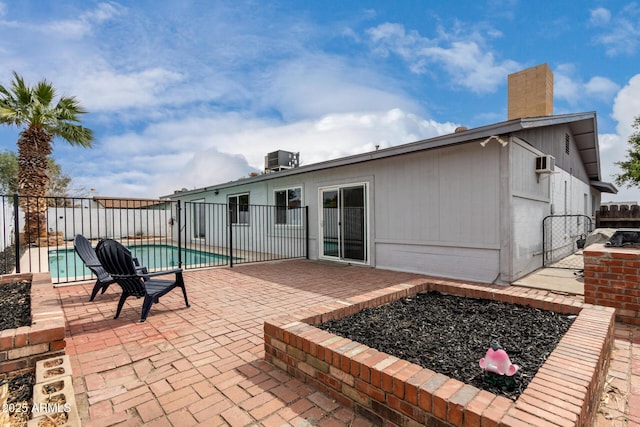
[
  {"left": 34, "top": 79, "right": 56, "bottom": 107},
  {"left": 0, "top": 72, "right": 34, "bottom": 127},
  {"left": 54, "top": 96, "right": 87, "bottom": 122},
  {"left": 0, "top": 71, "right": 93, "bottom": 146},
  {"left": 51, "top": 122, "right": 93, "bottom": 147},
  {"left": 0, "top": 84, "right": 11, "bottom": 98},
  {"left": 9, "top": 72, "right": 32, "bottom": 107}
]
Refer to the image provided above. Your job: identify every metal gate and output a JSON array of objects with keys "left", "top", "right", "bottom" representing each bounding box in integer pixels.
[{"left": 542, "top": 215, "right": 593, "bottom": 269}]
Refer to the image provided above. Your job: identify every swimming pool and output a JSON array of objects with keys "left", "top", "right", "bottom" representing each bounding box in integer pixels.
[{"left": 49, "top": 244, "right": 230, "bottom": 281}]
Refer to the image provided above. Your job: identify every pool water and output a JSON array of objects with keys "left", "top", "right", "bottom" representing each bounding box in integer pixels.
[{"left": 49, "top": 244, "right": 229, "bottom": 280}]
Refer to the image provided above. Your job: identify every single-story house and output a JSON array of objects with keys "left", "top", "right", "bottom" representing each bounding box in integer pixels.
[{"left": 165, "top": 64, "right": 617, "bottom": 284}]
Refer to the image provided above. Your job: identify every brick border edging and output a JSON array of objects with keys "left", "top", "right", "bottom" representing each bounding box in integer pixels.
[
  {"left": 264, "top": 278, "right": 615, "bottom": 427},
  {"left": 0, "top": 273, "right": 66, "bottom": 376}
]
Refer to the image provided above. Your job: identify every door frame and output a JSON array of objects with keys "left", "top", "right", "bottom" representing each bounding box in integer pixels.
[{"left": 318, "top": 182, "right": 370, "bottom": 265}]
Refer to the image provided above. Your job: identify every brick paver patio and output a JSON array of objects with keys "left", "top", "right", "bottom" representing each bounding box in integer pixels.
[{"left": 54, "top": 260, "right": 640, "bottom": 426}]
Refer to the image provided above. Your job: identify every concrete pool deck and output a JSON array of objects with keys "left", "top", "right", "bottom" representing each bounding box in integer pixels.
[{"left": 53, "top": 260, "right": 640, "bottom": 426}]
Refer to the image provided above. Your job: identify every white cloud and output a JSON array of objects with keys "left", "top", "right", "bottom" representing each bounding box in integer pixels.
[
  {"left": 149, "top": 150, "right": 256, "bottom": 196},
  {"left": 584, "top": 76, "right": 620, "bottom": 101},
  {"left": 367, "top": 23, "right": 416, "bottom": 48},
  {"left": 591, "top": 4, "right": 640, "bottom": 56},
  {"left": 589, "top": 7, "right": 611, "bottom": 26},
  {"left": 45, "top": 2, "right": 124, "bottom": 39},
  {"left": 553, "top": 64, "right": 619, "bottom": 106},
  {"left": 598, "top": 74, "right": 640, "bottom": 202},
  {"left": 423, "top": 41, "right": 520, "bottom": 93},
  {"left": 261, "top": 54, "right": 422, "bottom": 120},
  {"left": 0, "top": 2, "right": 125, "bottom": 40},
  {"left": 365, "top": 22, "right": 520, "bottom": 93},
  {"left": 73, "top": 67, "right": 184, "bottom": 111},
  {"left": 6, "top": 0, "right": 631, "bottom": 207},
  {"left": 84, "top": 2, "right": 123, "bottom": 23},
  {"left": 70, "top": 109, "right": 457, "bottom": 198},
  {"left": 612, "top": 74, "right": 640, "bottom": 136},
  {"left": 75, "top": 149, "right": 255, "bottom": 198}
]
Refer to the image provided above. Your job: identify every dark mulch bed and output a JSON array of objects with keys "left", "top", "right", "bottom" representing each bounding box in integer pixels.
[
  {"left": 0, "top": 245, "right": 34, "bottom": 425},
  {"left": 0, "top": 244, "right": 26, "bottom": 276},
  {"left": 0, "top": 280, "right": 31, "bottom": 330},
  {"left": 0, "top": 243, "right": 31, "bottom": 330},
  {"left": 318, "top": 291, "right": 575, "bottom": 400}
]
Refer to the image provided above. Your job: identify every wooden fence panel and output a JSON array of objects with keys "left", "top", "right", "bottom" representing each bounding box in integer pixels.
[{"left": 595, "top": 204, "right": 640, "bottom": 228}]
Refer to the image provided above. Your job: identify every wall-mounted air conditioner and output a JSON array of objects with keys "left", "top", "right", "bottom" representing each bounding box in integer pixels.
[{"left": 535, "top": 155, "right": 555, "bottom": 174}]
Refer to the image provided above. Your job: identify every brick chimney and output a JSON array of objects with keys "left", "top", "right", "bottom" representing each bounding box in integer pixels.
[{"left": 507, "top": 63, "right": 553, "bottom": 120}]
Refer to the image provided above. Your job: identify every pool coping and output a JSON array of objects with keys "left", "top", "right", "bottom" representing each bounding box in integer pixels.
[{"left": 264, "top": 278, "right": 615, "bottom": 426}]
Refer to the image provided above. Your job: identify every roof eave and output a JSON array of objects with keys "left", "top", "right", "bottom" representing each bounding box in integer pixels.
[{"left": 590, "top": 180, "right": 618, "bottom": 194}]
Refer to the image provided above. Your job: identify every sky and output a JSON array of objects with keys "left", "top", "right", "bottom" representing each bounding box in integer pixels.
[{"left": 0, "top": 1, "right": 639, "bottom": 202}]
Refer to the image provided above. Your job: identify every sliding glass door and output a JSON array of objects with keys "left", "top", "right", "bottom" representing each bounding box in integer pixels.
[{"left": 320, "top": 184, "right": 367, "bottom": 262}]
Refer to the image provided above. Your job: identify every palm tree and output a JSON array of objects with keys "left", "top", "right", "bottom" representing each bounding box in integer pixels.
[{"left": 0, "top": 71, "right": 93, "bottom": 243}]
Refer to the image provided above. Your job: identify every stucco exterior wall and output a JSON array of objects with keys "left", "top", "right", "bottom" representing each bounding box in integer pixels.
[
  {"left": 173, "top": 141, "right": 503, "bottom": 282},
  {"left": 507, "top": 130, "right": 600, "bottom": 281},
  {"left": 516, "top": 124, "right": 590, "bottom": 185},
  {"left": 509, "top": 138, "right": 551, "bottom": 280},
  {"left": 371, "top": 142, "right": 501, "bottom": 282},
  {"left": 171, "top": 120, "right": 604, "bottom": 284},
  {"left": 549, "top": 167, "right": 596, "bottom": 217}
]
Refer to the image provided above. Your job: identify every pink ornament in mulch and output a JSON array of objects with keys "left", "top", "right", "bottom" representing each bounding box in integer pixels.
[{"left": 479, "top": 342, "right": 519, "bottom": 376}]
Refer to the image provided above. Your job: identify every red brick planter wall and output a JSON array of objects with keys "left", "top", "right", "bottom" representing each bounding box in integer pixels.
[
  {"left": 264, "top": 279, "right": 615, "bottom": 427},
  {"left": 584, "top": 243, "right": 640, "bottom": 325},
  {"left": 0, "top": 273, "right": 66, "bottom": 376}
]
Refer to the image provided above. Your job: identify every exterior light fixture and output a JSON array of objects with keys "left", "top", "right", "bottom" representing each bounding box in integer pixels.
[{"left": 480, "top": 135, "right": 508, "bottom": 147}]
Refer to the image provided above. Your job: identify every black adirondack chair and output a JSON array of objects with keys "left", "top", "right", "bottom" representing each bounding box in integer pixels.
[
  {"left": 74, "top": 234, "right": 116, "bottom": 301},
  {"left": 74, "top": 234, "right": 148, "bottom": 301},
  {"left": 95, "top": 238, "right": 190, "bottom": 322}
]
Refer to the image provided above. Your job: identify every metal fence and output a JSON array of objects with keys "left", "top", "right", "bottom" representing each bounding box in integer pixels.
[
  {"left": 0, "top": 195, "right": 308, "bottom": 284},
  {"left": 542, "top": 214, "right": 593, "bottom": 269}
]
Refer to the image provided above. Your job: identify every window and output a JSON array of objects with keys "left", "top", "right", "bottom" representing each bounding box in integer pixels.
[
  {"left": 229, "top": 194, "right": 249, "bottom": 224},
  {"left": 275, "top": 187, "right": 302, "bottom": 225},
  {"left": 192, "top": 199, "right": 206, "bottom": 239},
  {"left": 565, "top": 133, "right": 570, "bottom": 155}
]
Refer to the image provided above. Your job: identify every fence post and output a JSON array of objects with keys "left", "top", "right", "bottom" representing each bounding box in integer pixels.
[
  {"left": 305, "top": 206, "right": 309, "bottom": 259},
  {"left": 177, "top": 200, "right": 182, "bottom": 268},
  {"left": 228, "top": 205, "right": 233, "bottom": 268},
  {"left": 13, "top": 194, "right": 20, "bottom": 273}
]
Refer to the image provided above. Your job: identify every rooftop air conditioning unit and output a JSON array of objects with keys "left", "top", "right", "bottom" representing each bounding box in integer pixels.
[
  {"left": 535, "top": 155, "right": 555, "bottom": 174},
  {"left": 264, "top": 150, "right": 300, "bottom": 173}
]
